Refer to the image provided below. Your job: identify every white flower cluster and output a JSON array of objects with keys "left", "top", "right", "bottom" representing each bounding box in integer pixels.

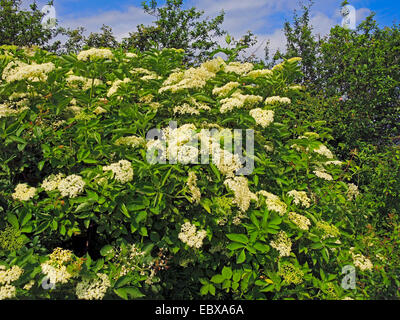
[
  {"left": 159, "top": 57, "right": 225, "bottom": 93},
  {"left": 114, "top": 135, "right": 145, "bottom": 148},
  {"left": 264, "top": 96, "right": 291, "bottom": 105},
  {"left": 41, "top": 248, "right": 75, "bottom": 285},
  {"left": 325, "top": 160, "right": 343, "bottom": 166},
  {"left": 212, "top": 82, "right": 240, "bottom": 97},
  {"left": 0, "top": 102, "right": 27, "bottom": 118},
  {"left": 2, "top": 60, "right": 55, "bottom": 82},
  {"left": 287, "top": 190, "right": 311, "bottom": 208},
  {"left": 41, "top": 173, "right": 65, "bottom": 192},
  {"left": 58, "top": 174, "right": 86, "bottom": 198},
  {"left": 249, "top": 108, "right": 274, "bottom": 128},
  {"left": 12, "top": 183, "right": 36, "bottom": 201},
  {"left": 0, "top": 265, "right": 24, "bottom": 285},
  {"left": 163, "top": 124, "right": 199, "bottom": 164},
  {"left": 187, "top": 171, "right": 201, "bottom": 204},
  {"left": 0, "top": 284, "right": 16, "bottom": 300},
  {"left": 350, "top": 249, "right": 373, "bottom": 271},
  {"left": 41, "top": 263, "right": 73, "bottom": 285},
  {"left": 224, "top": 61, "right": 254, "bottom": 75},
  {"left": 258, "top": 191, "right": 287, "bottom": 216},
  {"left": 178, "top": 222, "right": 207, "bottom": 249},
  {"left": 224, "top": 176, "right": 257, "bottom": 212},
  {"left": 246, "top": 69, "right": 273, "bottom": 78},
  {"left": 125, "top": 52, "right": 137, "bottom": 59},
  {"left": 316, "top": 221, "right": 340, "bottom": 240},
  {"left": 173, "top": 100, "right": 210, "bottom": 115},
  {"left": 66, "top": 74, "right": 103, "bottom": 91},
  {"left": 288, "top": 212, "right": 311, "bottom": 231},
  {"left": 313, "top": 144, "right": 334, "bottom": 159},
  {"left": 220, "top": 92, "right": 262, "bottom": 113},
  {"left": 77, "top": 48, "right": 114, "bottom": 61},
  {"left": 270, "top": 231, "right": 292, "bottom": 257},
  {"left": 346, "top": 183, "right": 360, "bottom": 201},
  {"left": 76, "top": 273, "right": 111, "bottom": 300},
  {"left": 93, "top": 106, "right": 107, "bottom": 115},
  {"left": 313, "top": 169, "right": 333, "bottom": 181},
  {"left": 107, "top": 78, "right": 131, "bottom": 97},
  {"left": 103, "top": 160, "right": 133, "bottom": 184},
  {"left": 211, "top": 144, "right": 243, "bottom": 178}
]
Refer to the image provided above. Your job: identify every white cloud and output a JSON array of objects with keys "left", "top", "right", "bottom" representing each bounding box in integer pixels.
[{"left": 59, "top": 6, "right": 154, "bottom": 40}]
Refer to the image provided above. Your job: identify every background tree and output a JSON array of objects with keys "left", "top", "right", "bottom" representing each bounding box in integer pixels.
[
  {"left": 122, "top": 0, "right": 226, "bottom": 62},
  {"left": 85, "top": 24, "right": 119, "bottom": 49},
  {"left": 0, "top": 0, "right": 61, "bottom": 49},
  {"left": 267, "top": 0, "right": 320, "bottom": 85},
  {"left": 265, "top": 0, "right": 400, "bottom": 157}
]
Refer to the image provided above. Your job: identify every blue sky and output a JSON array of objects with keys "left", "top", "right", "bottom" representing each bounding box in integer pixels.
[{"left": 24, "top": 0, "right": 400, "bottom": 57}]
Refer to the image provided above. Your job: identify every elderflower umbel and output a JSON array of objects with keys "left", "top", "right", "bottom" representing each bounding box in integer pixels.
[
  {"left": 313, "top": 144, "right": 334, "bottom": 159},
  {"left": 288, "top": 212, "right": 311, "bottom": 231},
  {"left": 77, "top": 48, "right": 114, "bottom": 61},
  {"left": 41, "top": 173, "right": 65, "bottom": 192},
  {"left": 12, "top": 183, "right": 36, "bottom": 201},
  {"left": 313, "top": 169, "right": 333, "bottom": 181},
  {"left": 249, "top": 108, "right": 274, "bottom": 128},
  {"left": 278, "top": 263, "right": 304, "bottom": 284},
  {"left": 224, "top": 176, "right": 257, "bottom": 212},
  {"left": 0, "top": 285, "right": 16, "bottom": 300},
  {"left": 350, "top": 250, "right": 373, "bottom": 271},
  {"left": 103, "top": 160, "right": 133, "bottom": 184},
  {"left": 258, "top": 191, "right": 287, "bottom": 216},
  {"left": 0, "top": 265, "right": 24, "bottom": 285},
  {"left": 346, "top": 183, "right": 360, "bottom": 201},
  {"left": 212, "top": 82, "right": 240, "bottom": 97},
  {"left": 2, "top": 61, "right": 55, "bottom": 82},
  {"left": 115, "top": 135, "right": 145, "bottom": 148},
  {"left": 187, "top": 171, "right": 201, "bottom": 204},
  {"left": 224, "top": 61, "right": 253, "bottom": 75},
  {"left": 246, "top": 69, "right": 273, "bottom": 78},
  {"left": 76, "top": 273, "right": 111, "bottom": 300},
  {"left": 270, "top": 231, "right": 292, "bottom": 257},
  {"left": 107, "top": 78, "right": 131, "bottom": 97},
  {"left": 264, "top": 96, "right": 291, "bottom": 105},
  {"left": 287, "top": 190, "right": 311, "bottom": 208},
  {"left": 58, "top": 174, "right": 86, "bottom": 198},
  {"left": 178, "top": 222, "right": 207, "bottom": 249},
  {"left": 316, "top": 221, "right": 340, "bottom": 240}
]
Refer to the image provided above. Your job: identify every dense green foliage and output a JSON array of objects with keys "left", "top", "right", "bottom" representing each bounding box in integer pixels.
[
  {"left": 0, "top": 45, "right": 399, "bottom": 300},
  {"left": 272, "top": 3, "right": 400, "bottom": 156},
  {"left": 0, "top": 0, "right": 399, "bottom": 301}
]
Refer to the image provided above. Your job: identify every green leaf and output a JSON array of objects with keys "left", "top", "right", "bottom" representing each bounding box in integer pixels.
[
  {"left": 211, "top": 274, "right": 225, "bottom": 284},
  {"left": 114, "top": 287, "right": 145, "bottom": 300},
  {"left": 7, "top": 214, "right": 19, "bottom": 229},
  {"left": 75, "top": 202, "right": 91, "bottom": 213},
  {"left": 226, "top": 242, "right": 246, "bottom": 251},
  {"left": 236, "top": 249, "right": 246, "bottom": 264},
  {"left": 226, "top": 233, "right": 249, "bottom": 244},
  {"left": 114, "top": 275, "right": 132, "bottom": 289},
  {"left": 100, "top": 245, "right": 114, "bottom": 257},
  {"left": 120, "top": 203, "right": 130, "bottom": 218},
  {"left": 222, "top": 266, "right": 233, "bottom": 280}
]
